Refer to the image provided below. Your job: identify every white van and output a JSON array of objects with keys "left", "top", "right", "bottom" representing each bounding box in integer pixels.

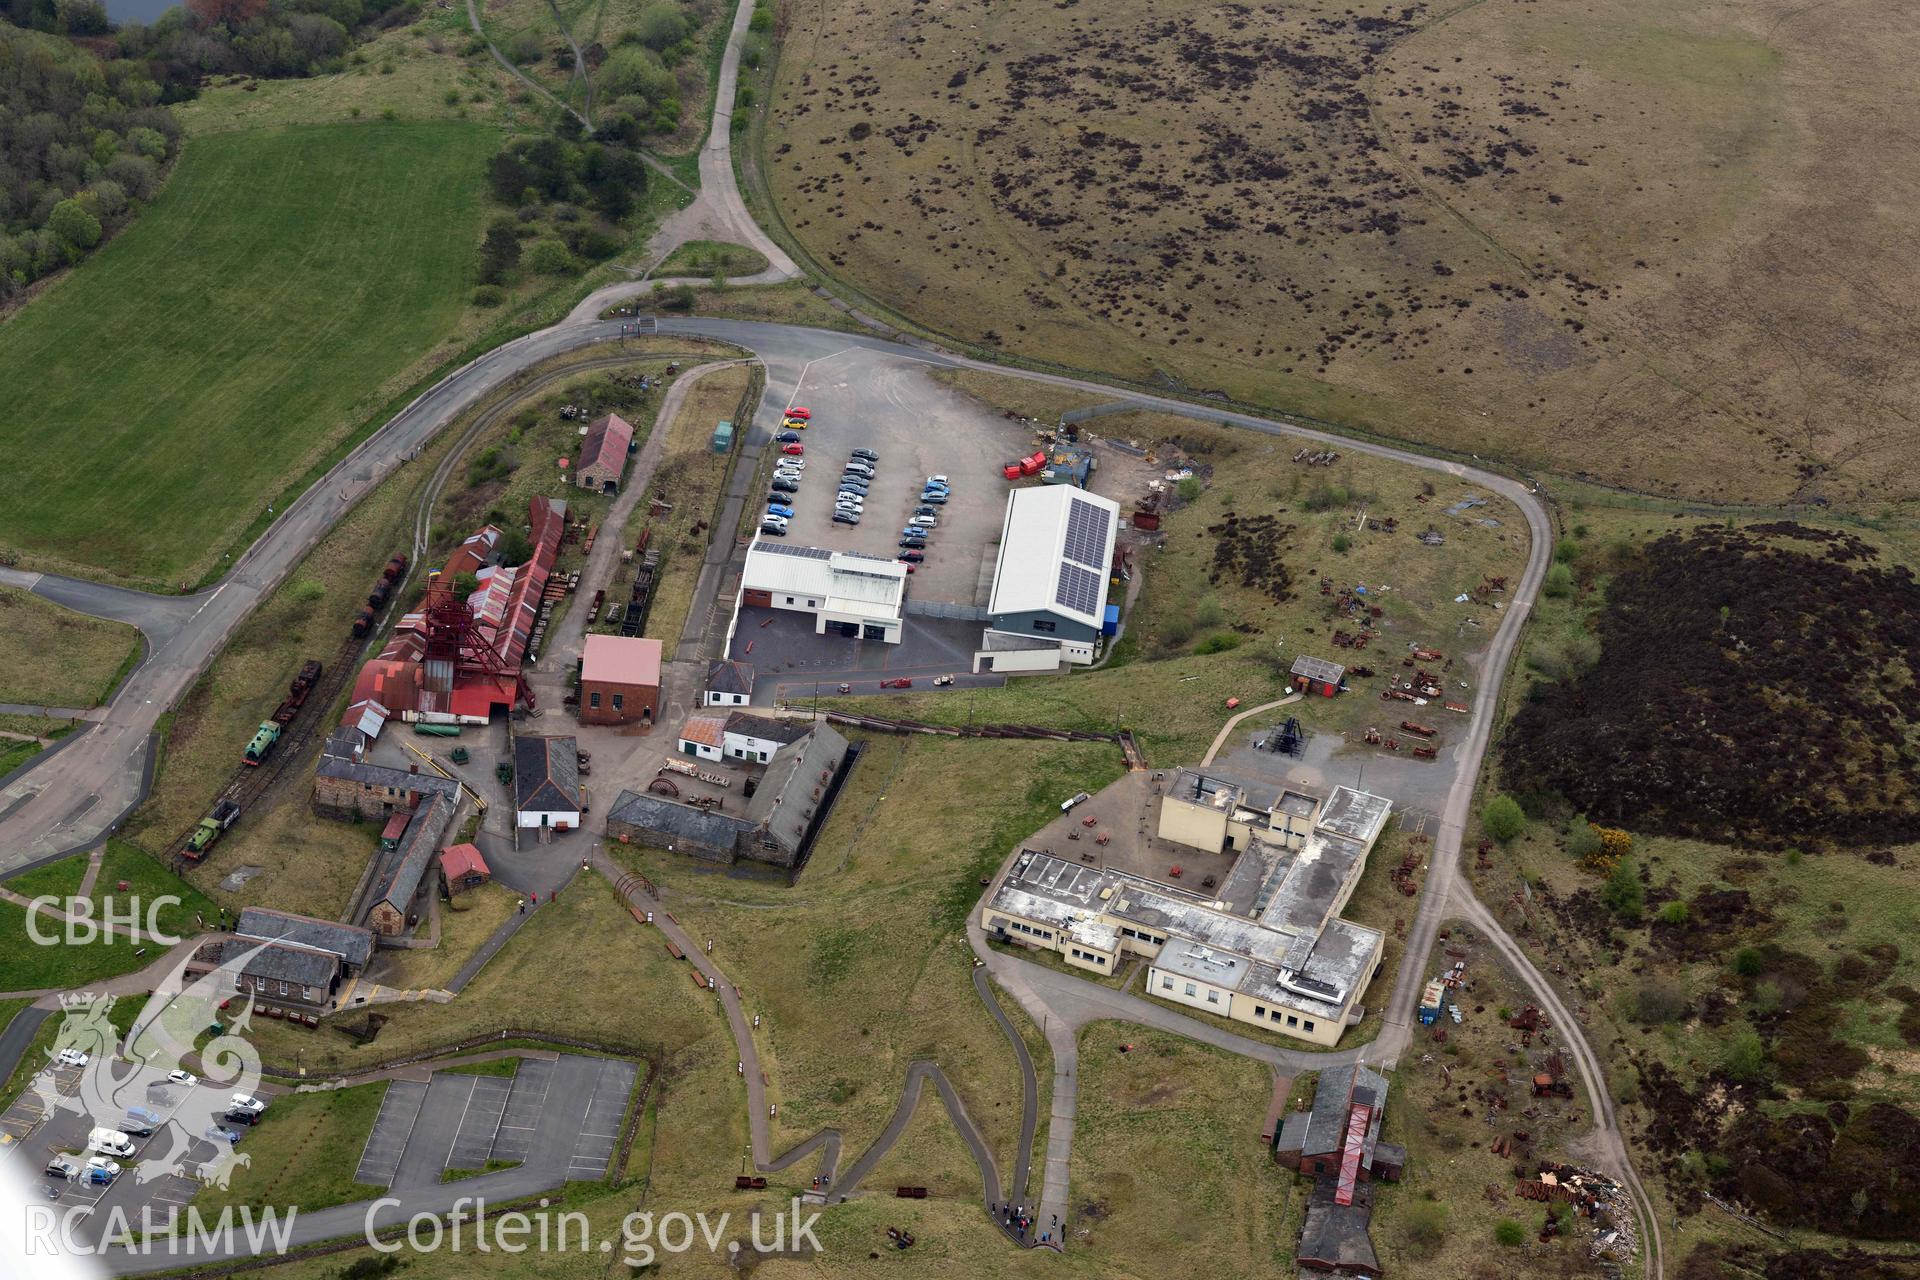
[{"left": 88, "top": 1127, "right": 135, "bottom": 1157}]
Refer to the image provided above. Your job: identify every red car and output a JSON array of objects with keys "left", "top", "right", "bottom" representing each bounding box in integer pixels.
[
  {"left": 897, "top": 561, "right": 916, "bottom": 573},
  {"left": 781, "top": 442, "right": 804, "bottom": 456},
  {"left": 879, "top": 677, "right": 913, "bottom": 689},
  {"left": 785, "top": 406, "right": 811, "bottom": 420}
]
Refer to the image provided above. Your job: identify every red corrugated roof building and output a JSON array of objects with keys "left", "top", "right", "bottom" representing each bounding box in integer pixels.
[{"left": 576, "top": 413, "right": 634, "bottom": 494}]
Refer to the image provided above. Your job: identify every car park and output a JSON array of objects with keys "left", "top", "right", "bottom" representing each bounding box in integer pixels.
[
  {"left": 832, "top": 512, "right": 860, "bottom": 526},
  {"left": 781, "top": 443, "right": 805, "bottom": 456},
  {"left": 898, "top": 550, "right": 926, "bottom": 563},
  {"left": 775, "top": 430, "right": 801, "bottom": 443},
  {"left": 766, "top": 503, "right": 795, "bottom": 519},
  {"left": 851, "top": 448, "right": 879, "bottom": 461}
]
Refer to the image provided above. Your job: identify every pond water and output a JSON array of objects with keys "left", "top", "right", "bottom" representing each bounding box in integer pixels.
[{"left": 105, "top": 0, "right": 183, "bottom": 26}]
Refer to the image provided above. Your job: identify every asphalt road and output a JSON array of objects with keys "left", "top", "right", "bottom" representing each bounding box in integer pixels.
[{"left": 0, "top": 313, "right": 1659, "bottom": 1275}]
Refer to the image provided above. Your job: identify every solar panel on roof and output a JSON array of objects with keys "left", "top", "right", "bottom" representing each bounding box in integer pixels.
[
  {"left": 1055, "top": 562, "right": 1103, "bottom": 616},
  {"left": 1063, "top": 497, "right": 1112, "bottom": 569}
]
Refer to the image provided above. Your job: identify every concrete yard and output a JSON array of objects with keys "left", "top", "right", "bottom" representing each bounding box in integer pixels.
[{"left": 763, "top": 348, "right": 1035, "bottom": 606}]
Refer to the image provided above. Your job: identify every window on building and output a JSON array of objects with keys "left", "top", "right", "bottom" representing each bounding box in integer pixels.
[
  {"left": 1254, "top": 1004, "right": 1266, "bottom": 1019},
  {"left": 1303, "top": 1020, "right": 1315, "bottom": 1033},
  {"left": 1032, "top": 618, "right": 1057, "bottom": 633},
  {"left": 785, "top": 595, "right": 796, "bottom": 605},
  {"left": 1095, "top": 955, "right": 1106, "bottom": 965},
  {"left": 589, "top": 692, "right": 601, "bottom": 708},
  {"left": 1162, "top": 977, "right": 1173, "bottom": 991},
  {"left": 1185, "top": 982, "right": 1197, "bottom": 997},
  {"left": 1286, "top": 1014, "right": 1298, "bottom": 1028},
  {"left": 1206, "top": 990, "right": 1219, "bottom": 1004},
  {"left": 278, "top": 981, "right": 288, "bottom": 996},
  {"left": 612, "top": 694, "right": 624, "bottom": 710}
]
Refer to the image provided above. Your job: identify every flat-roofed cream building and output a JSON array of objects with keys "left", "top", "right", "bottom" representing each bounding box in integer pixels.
[{"left": 981, "top": 784, "right": 1392, "bottom": 1047}]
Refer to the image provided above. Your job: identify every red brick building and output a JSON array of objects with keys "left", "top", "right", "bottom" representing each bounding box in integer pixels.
[
  {"left": 579, "top": 634, "right": 661, "bottom": 725},
  {"left": 576, "top": 413, "right": 635, "bottom": 493}
]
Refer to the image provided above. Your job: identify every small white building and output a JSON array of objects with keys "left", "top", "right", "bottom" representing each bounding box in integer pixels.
[
  {"left": 704, "top": 659, "right": 755, "bottom": 707},
  {"left": 976, "top": 487, "right": 1120, "bottom": 669},
  {"left": 677, "top": 715, "right": 727, "bottom": 761},
  {"left": 512, "top": 735, "right": 582, "bottom": 831},
  {"left": 720, "top": 712, "right": 811, "bottom": 764},
  {"left": 735, "top": 541, "right": 907, "bottom": 644}
]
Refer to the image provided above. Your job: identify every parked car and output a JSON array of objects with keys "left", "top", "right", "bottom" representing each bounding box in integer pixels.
[
  {"left": 897, "top": 550, "right": 926, "bottom": 563},
  {"left": 781, "top": 415, "right": 808, "bottom": 429},
  {"left": 926, "top": 474, "right": 949, "bottom": 486},
  {"left": 832, "top": 512, "right": 860, "bottom": 526},
  {"left": 913, "top": 505, "right": 940, "bottom": 517},
  {"left": 205, "top": 1126, "right": 241, "bottom": 1145},
  {"left": 166, "top": 1069, "right": 198, "bottom": 1088},
  {"left": 897, "top": 562, "right": 915, "bottom": 573},
  {"left": 781, "top": 443, "right": 805, "bottom": 456},
  {"left": 777, "top": 456, "right": 806, "bottom": 469},
  {"left": 843, "top": 460, "right": 875, "bottom": 475},
  {"left": 230, "top": 1093, "right": 267, "bottom": 1114},
  {"left": 775, "top": 430, "right": 801, "bottom": 443},
  {"left": 898, "top": 537, "right": 927, "bottom": 550},
  {"left": 224, "top": 1108, "right": 260, "bottom": 1126},
  {"left": 785, "top": 406, "right": 811, "bottom": 420},
  {"left": 908, "top": 514, "right": 938, "bottom": 528},
  {"left": 85, "top": 1157, "right": 121, "bottom": 1186},
  {"left": 765, "top": 503, "right": 795, "bottom": 519},
  {"left": 760, "top": 519, "right": 790, "bottom": 535},
  {"left": 44, "top": 1155, "right": 81, "bottom": 1181},
  {"left": 919, "top": 491, "right": 949, "bottom": 504},
  {"left": 772, "top": 478, "right": 799, "bottom": 493},
  {"left": 56, "top": 1049, "right": 88, "bottom": 1068},
  {"left": 838, "top": 481, "right": 870, "bottom": 495},
  {"left": 850, "top": 448, "right": 879, "bottom": 461},
  {"left": 834, "top": 496, "right": 864, "bottom": 510}
]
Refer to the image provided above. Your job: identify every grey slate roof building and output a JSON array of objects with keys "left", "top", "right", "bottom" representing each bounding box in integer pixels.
[
  {"left": 366, "top": 789, "right": 458, "bottom": 935},
  {"left": 1297, "top": 1176, "right": 1381, "bottom": 1275},
  {"left": 514, "top": 735, "right": 582, "bottom": 816},
  {"left": 606, "top": 791, "right": 752, "bottom": 863},
  {"left": 724, "top": 712, "right": 813, "bottom": 748},
  {"left": 705, "top": 659, "right": 755, "bottom": 701},
  {"left": 233, "top": 908, "right": 375, "bottom": 971}
]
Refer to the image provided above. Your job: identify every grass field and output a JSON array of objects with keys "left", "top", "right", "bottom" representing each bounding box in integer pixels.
[
  {"left": 609, "top": 733, "right": 1124, "bottom": 1184},
  {"left": 240, "top": 877, "right": 715, "bottom": 1075},
  {"left": 0, "top": 842, "right": 213, "bottom": 992},
  {"left": 371, "top": 884, "right": 519, "bottom": 992},
  {"left": 0, "top": 588, "right": 141, "bottom": 707},
  {"left": 190, "top": 1081, "right": 390, "bottom": 1217},
  {"left": 0, "top": 121, "right": 499, "bottom": 587},
  {"left": 656, "top": 240, "right": 771, "bottom": 277},
  {"left": 619, "top": 360, "right": 755, "bottom": 642},
  {"left": 764, "top": 0, "right": 1920, "bottom": 508}
]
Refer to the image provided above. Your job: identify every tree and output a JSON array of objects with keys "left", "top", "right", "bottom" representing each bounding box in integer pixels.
[
  {"left": 1482, "top": 794, "right": 1525, "bottom": 843},
  {"left": 634, "top": 2, "right": 688, "bottom": 51},
  {"left": 522, "top": 238, "right": 577, "bottom": 275},
  {"left": 1176, "top": 475, "right": 1203, "bottom": 503},
  {"left": 46, "top": 197, "right": 102, "bottom": 251},
  {"left": 476, "top": 223, "right": 520, "bottom": 284},
  {"left": 1493, "top": 1220, "right": 1525, "bottom": 1247},
  {"left": 1543, "top": 562, "right": 1574, "bottom": 597},
  {"left": 189, "top": 0, "right": 268, "bottom": 26},
  {"left": 1602, "top": 857, "right": 1643, "bottom": 922}
]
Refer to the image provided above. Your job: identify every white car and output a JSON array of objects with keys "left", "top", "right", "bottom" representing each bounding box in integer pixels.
[
  {"left": 167, "top": 1069, "right": 198, "bottom": 1088},
  {"left": 56, "top": 1049, "right": 88, "bottom": 1068},
  {"left": 775, "top": 457, "right": 805, "bottom": 470},
  {"left": 926, "top": 475, "right": 949, "bottom": 486},
  {"left": 229, "top": 1092, "right": 266, "bottom": 1113}
]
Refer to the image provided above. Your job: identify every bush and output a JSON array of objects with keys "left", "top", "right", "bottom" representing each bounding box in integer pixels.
[
  {"left": 1724, "top": 1023, "right": 1767, "bottom": 1081},
  {"left": 1175, "top": 475, "right": 1203, "bottom": 503},
  {"left": 1555, "top": 537, "right": 1581, "bottom": 563},
  {"left": 471, "top": 284, "right": 504, "bottom": 306},
  {"left": 654, "top": 281, "right": 696, "bottom": 311},
  {"left": 1632, "top": 978, "right": 1688, "bottom": 1024},
  {"left": 748, "top": 6, "right": 772, "bottom": 31},
  {"left": 635, "top": 2, "right": 689, "bottom": 51},
  {"left": 1732, "top": 946, "right": 1764, "bottom": 978},
  {"left": 1400, "top": 1202, "right": 1447, "bottom": 1258},
  {"left": 1543, "top": 563, "right": 1575, "bottom": 597},
  {"left": 522, "top": 238, "right": 578, "bottom": 275},
  {"left": 1493, "top": 1220, "right": 1525, "bottom": 1247},
  {"left": 1482, "top": 794, "right": 1525, "bottom": 843},
  {"left": 1194, "top": 633, "right": 1242, "bottom": 655},
  {"left": 1656, "top": 899, "right": 1689, "bottom": 926},
  {"left": 1331, "top": 532, "right": 1351, "bottom": 553},
  {"left": 1602, "top": 858, "right": 1644, "bottom": 922},
  {"left": 1566, "top": 817, "right": 1602, "bottom": 864}
]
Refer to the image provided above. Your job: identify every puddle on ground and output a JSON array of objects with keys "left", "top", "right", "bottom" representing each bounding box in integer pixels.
[{"left": 219, "top": 865, "right": 264, "bottom": 892}]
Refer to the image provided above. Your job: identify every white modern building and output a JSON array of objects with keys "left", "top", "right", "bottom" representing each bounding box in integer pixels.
[
  {"left": 733, "top": 541, "right": 907, "bottom": 644},
  {"left": 976, "top": 486, "right": 1120, "bottom": 669}
]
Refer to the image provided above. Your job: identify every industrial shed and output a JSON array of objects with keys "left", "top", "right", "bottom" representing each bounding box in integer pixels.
[
  {"left": 733, "top": 541, "right": 907, "bottom": 644},
  {"left": 1290, "top": 654, "right": 1346, "bottom": 697},
  {"left": 980, "top": 487, "right": 1120, "bottom": 665},
  {"left": 576, "top": 412, "right": 635, "bottom": 493}
]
